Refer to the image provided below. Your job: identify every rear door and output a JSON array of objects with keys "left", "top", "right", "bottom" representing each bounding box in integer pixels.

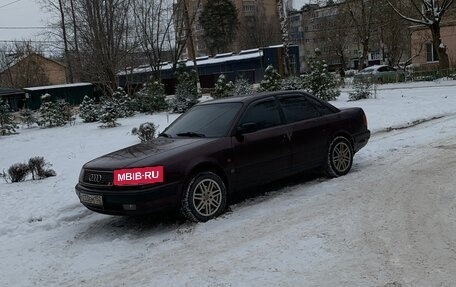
[
  {"left": 277, "top": 94, "right": 336, "bottom": 172},
  {"left": 231, "top": 98, "right": 292, "bottom": 189}
]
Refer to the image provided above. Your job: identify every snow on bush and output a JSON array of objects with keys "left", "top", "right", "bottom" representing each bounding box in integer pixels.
[
  {"left": 171, "top": 63, "right": 198, "bottom": 113},
  {"left": 112, "top": 87, "right": 135, "bottom": 118},
  {"left": 259, "top": 65, "right": 282, "bottom": 92},
  {"left": 0, "top": 98, "right": 17, "bottom": 135},
  {"left": 79, "top": 95, "right": 99, "bottom": 122},
  {"left": 211, "top": 74, "right": 234, "bottom": 98},
  {"left": 301, "top": 48, "right": 340, "bottom": 101},
  {"left": 281, "top": 76, "right": 302, "bottom": 90},
  {"left": 232, "top": 77, "right": 254, "bottom": 96},
  {"left": 349, "top": 77, "right": 374, "bottom": 101},
  {"left": 98, "top": 100, "right": 120, "bottom": 128},
  {"left": 38, "top": 94, "right": 73, "bottom": 128},
  {"left": 135, "top": 79, "right": 168, "bottom": 113},
  {"left": 4, "top": 156, "right": 56, "bottom": 183},
  {"left": 131, "top": 122, "right": 157, "bottom": 142},
  {"left": 20, "top": 108, "right": 37, "bottom": 128}
]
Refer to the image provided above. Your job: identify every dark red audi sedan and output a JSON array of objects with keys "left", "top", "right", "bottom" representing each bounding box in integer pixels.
[{"left": 76, "top": 91, "right": 370, "bottom": 222}]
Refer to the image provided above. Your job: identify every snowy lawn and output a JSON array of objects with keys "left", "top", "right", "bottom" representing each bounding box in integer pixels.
[{"left": 1, "top": 80, "right": 456, "bottom": 286}]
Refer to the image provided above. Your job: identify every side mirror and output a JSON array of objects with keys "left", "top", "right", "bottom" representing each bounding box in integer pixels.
[{"left": 236, "top": 122, "right": 257, "bottom": 135}]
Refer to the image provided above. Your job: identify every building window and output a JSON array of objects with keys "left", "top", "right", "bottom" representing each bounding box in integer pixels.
[{"left": 426, "top": 43, "right": 439, "bottom": 62}]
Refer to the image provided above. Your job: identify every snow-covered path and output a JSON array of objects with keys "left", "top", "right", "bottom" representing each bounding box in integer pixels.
[{"left": 1, "top": 82, "right": 456, "bottom": 287}]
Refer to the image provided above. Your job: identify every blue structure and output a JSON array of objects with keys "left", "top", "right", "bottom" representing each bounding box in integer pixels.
[{"left": 118, "top": 45, "right": 300, "bottom": 94}]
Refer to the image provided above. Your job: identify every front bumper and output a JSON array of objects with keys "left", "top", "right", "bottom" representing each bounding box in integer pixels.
[{"left": 75, "top": 181, "right": 181, "bottom": 215}]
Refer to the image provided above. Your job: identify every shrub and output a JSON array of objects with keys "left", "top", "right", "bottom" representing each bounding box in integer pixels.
[
  {"left": 112, "top": 87, "right": 135, "bottom": 118},
  {"left": 98, "top": 101, "right": 119, "bottom": 128},
  {"left": 211, "top": 74, "right": 234, "bottom": 98},
  {"left": 38, "top": 94, "right": 72, "bottom": 128},
  {"left": 20, "top": 109, "right": 37, "bottom": 128},
  {"left": 349, "top": 77, "right": 373, "bottom": 101},
  {"left": 79, "top": 95, "right": 99, "bottom": 122},
  {"left": 7, "top": 163, "right": 30, "bottom": 183},
  {"left": 0, "top": 98, "right": 17, "bottom": 135},
  {"left": 131, "top": 122, "right": 157, "bottom": 142},
  {"left": 172, "top": 63, "right": 198, "bottom": 113},
  {"left": 281, "top": 76, "right": 302, "bottom": 90},
  {"left": 232, "top": 77, "right": 254, "bottom": 96},
  {"left": 28, "top": 156, "right": 56, "bottom": 180},
  {"left": 258, "top": 65, "right": 282, "bottom": 92},
  {"left": 135, "top": 79, "right": 168, "bottom": 113},
  {"left": 301, "top": 48, "right": 340, "bottom": 101}
]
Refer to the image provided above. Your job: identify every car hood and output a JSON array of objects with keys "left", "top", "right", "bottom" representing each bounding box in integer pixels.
[{"left": 83, "top": 137, "right": 217, "bottom": 170}]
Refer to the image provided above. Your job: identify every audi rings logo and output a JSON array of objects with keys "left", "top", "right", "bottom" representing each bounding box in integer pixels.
[{"left": 88, "top": 173, "right": 102, "bottom": 183}]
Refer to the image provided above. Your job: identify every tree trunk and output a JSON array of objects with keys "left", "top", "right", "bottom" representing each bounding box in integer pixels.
[{"left": 430, "top": 23, "right": 450, "bottom": 70}]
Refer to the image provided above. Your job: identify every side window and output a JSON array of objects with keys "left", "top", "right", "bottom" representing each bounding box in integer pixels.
[
  {"left": 378, "top": 67, "right": 387, "bottom": 72},
  {"left": 278, "top": 96, "right": 320, "bottom": 123},
  {"left": 239, "top": 99, "right": 281, "bottom": 130},
  {"left": 306, "top": 96, "right": 334, "bottom": 115}
]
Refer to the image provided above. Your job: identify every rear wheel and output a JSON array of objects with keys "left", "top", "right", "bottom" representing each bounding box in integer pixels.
[
  {"left": 325, "top": 136, "right": 353, "bottom": 177},
  {"left": 181, "top": 171, "right": 227, "bottom": 222}
]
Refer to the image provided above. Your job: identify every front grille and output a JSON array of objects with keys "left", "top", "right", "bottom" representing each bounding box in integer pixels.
[{"left": 83, "top": 169, "right": 113, "bottom": 186}]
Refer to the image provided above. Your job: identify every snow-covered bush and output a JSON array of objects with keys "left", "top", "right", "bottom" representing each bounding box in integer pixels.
[
  {"left": 28, "top": 156, "right": 56, "bottom": 180},
  {"left": 131, "top": 122, "right": 157, "bottom": 142},
  {"left": 0, "top": 98, "right": 17, "bottom": 135},
  {"left": 38, "top": 94, "right": 70, "bottom": 128},
  {"left": 4, "top": 157, "right": 56, "bottom": 183},
  {"left": 79, "top": 95, "right": 99, "bottom": 122},
  {"left": 135, "top": 79, "right": 168, "bottom": 113},
  {"left": 211, "top": 74, "right": 234, "bottom": 98},
  {"left": 259, "top": 65, "right": 282, "bottom": 92},
  {"left": 20, "top": 108, "right": 37, "bottom": 128},
  {"left": 6, "top": 163, "right": 29, "bottom": 183},
  {"left": 112, "top": 87, "right": 135, "bottom": 118},
  {"left": 349, "top": 77, "right": 374, "bottom": 101},
  {"left": 281, "top": 76, "right": 302, "bottom": 90},
  {"left": 172, "top": 63, "right": 198, "bottom": 113},
  {"left": 98, "top": 101, "right": 119, "bottom": 128},
  {"left": 232, "top": 77, "right": 254, "bottom": 96},
  {"left": 301, "top": 48, "right": 340, "bottom": 101}
]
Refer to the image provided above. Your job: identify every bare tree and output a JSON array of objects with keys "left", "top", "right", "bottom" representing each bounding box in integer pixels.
[
  {"left": 387, "top": 0, "right": 455, "bottom": 70},
  {"left": 344, "top": 0, "right": 381, "bottom": 69},
  {"left": 278, "top": 0, "right": 293, "bottom": 76},
  {"left": 131, "top": 0, "right": 175, "bottom": 78}
]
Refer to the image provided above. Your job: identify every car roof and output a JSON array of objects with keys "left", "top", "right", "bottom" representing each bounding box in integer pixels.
[{"left": 197, "top": 90, "right": 310, "bottom": 106}]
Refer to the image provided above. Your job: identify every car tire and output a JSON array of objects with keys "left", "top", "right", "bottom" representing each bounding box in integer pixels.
[
  {"left": 181, "top": 171, "right": 227, "bottom": 222},
  {"left": 325, "top": 136, "right": 353, "bottom": 177}
]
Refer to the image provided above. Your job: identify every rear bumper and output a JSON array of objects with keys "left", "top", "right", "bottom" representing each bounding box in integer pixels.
[
  {"left": 75, "top": 181, "right": 181, "bottom": 215},
  {"left": 353, "top": 129, "right": 370, "bottom": 153}
]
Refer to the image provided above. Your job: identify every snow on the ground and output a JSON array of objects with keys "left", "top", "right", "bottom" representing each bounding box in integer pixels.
[{"left": 1, "top": 81, "right": 456, "bottom": 287}]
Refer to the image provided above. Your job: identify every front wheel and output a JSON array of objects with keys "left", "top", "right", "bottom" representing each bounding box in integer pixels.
[
  {"left": 325, "top": 136, "right": 353, "bottom": 177},
  {"left": 181, "top": 172, "right": 227, "bottom": 222}
]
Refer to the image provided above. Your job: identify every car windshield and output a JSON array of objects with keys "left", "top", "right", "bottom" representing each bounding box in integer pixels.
[{"left": 163, "top": 102, "right": 243, "bottom": 138}]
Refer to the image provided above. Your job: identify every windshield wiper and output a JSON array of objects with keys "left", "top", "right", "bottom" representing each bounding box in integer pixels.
[
  {"left": 176, "top": 132, "right": 206, "bottom": 138},
  {"left": 159, "top": 132, "right": 172, "bottom": 138}
]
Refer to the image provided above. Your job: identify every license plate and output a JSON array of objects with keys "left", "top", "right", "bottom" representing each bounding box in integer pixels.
[{"left": 79, "top": 193, "right": 103, "bottom": 206}]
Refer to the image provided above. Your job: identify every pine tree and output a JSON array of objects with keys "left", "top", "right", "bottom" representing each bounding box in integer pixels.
[
  {"left": 172, "top": 63, "right": 198, "bottom": 113},
  {"left": 20, "top": 109, "right": 37, "bottom": 128},
  {"left": 211, "top": 74, "right": 234, "bottom": 98},
  {"left": 98, "top": 101, "right": 119, "bottom": 128},
  {"left": 301, "top": 48, "right": 340, "bottom": 101},
  {"left": 136, "top": 79, "right": 168, "bottom": 113},
  {"left": 0, "top": 99, "right": 17, "bottom": 135},
  {"left": 232, "top": 77, "right": 254, "bottom": 96},
  {"left": 281, "top": 76, "right": 302, "bottom": 90},
  {"left": 38, "top": 94, "right": 72, "bottom": 128},
  {"left": 112, "top": 87, "right": 135, "bottom": 118},
  {"left": 79, "top": 95, "right": 99, "bottom": 122},
  {"left": 259, "top": 65, "right": 282, "bottom": 92},
  {"left": 79, "top": 96, "right": 98, "bottom": 122}
]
